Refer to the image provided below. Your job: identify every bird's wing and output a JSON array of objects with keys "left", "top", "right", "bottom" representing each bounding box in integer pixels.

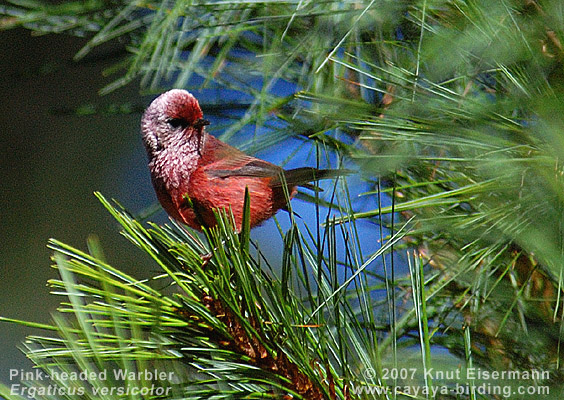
[
  {"left": 201, "top": 135, "right": 283, "bottom": 179},
  {"left": 204, "top": 160, "right": 325, "bottom": 191},
  {"left": 199, "top": 135, "right": 348, "bottom": 189},
  {"left": 205, "top": 158, "right": 283, "bottom": 179}
]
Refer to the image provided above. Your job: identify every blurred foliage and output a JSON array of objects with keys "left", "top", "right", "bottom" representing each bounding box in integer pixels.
[{"left": 3, "top": 0, "right": 564, "bottom": 398}]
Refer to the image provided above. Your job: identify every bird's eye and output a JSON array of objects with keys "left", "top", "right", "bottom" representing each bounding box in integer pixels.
[{"left": 167, "top": 118, "right": 187, "bottom": 129}]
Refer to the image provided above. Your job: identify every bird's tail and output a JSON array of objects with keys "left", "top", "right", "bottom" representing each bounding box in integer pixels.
[{"left": 281, "top": 167, "right": 351, "bottom": 191}]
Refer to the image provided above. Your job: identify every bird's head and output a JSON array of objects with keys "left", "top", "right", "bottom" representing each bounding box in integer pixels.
[{"left": 141, "top": 89, "right": 210, "bottom": 157}]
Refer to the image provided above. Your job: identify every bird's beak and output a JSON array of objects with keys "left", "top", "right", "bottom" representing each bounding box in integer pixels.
[{"left": 194, "top": 118, "right": 210, "bottom": 129}]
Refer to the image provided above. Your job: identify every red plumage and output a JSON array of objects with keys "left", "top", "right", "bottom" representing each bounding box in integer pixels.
[{"left": 141, "top": 89, "right": 343, "bottom": 231}]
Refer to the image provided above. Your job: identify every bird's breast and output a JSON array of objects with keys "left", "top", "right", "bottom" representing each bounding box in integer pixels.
[{"left": 149, "top": 146, "right": 199, "bottom": 190}]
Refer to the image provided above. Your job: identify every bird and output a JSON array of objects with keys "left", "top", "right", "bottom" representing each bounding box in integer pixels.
[{"left": 141, "top": 89, "right": 346, "bottom": 231}]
